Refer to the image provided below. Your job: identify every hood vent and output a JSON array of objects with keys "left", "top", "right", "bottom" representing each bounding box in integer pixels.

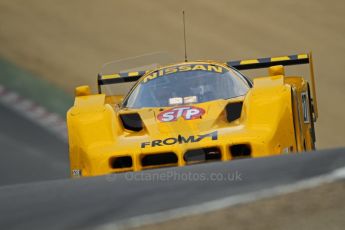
[
  {"left": 225, "top": 102, "right": 243, "bottom": 122},
  {"left": 120, "top": 113, "right": 143, "bottom": 131}
]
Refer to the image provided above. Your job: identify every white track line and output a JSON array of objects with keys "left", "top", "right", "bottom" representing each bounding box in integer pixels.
[
  {"left": 96, "top": 167, "right": 345, "bottom": 230},
  {"left": 0, "top": 84, "right": 67, "bottom": 142}
]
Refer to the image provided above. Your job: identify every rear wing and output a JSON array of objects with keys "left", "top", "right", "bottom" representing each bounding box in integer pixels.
[
  {"left": 97, "top": 52, "right": 317, "bottom": 118},
  {"left": 228, "top": 52, "right": 318, "bottom": 118},
  {"left": 97, "top": 54, "right": 310, "bottom": 86},
  {"left": 227, "top": 54, "right": 309, "bottom": 70},
  {"left": 97, "top": 71, "right": 147, "bottom": 93}
]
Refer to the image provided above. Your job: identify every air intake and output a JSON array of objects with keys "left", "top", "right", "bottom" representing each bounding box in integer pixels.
[
  {"left": 141, "top": 152, "right": 178, "bottom": 167},
  {"left": 184, "top": 147, "right": 221, "bottom": 164},
  {"left": 120, "top": 113, "right": 143, "bottom": 131},
  {"left": 230, "top": 144, "right": 251, "bottom": 159},
  {"left": 109, "top": 156, "right": 133, "bottom": 169},
  {"left": 225, "top": 102, "right": 243, "bottom": 122}
]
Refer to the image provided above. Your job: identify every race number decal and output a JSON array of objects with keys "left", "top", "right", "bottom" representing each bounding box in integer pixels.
[{"left": 157, "top": 106, "right": 205, "bottom": 122}]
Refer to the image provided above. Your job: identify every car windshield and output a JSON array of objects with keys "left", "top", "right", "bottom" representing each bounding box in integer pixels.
[{"left": 123, "top": 63, "right": 250, "bottom": 108}]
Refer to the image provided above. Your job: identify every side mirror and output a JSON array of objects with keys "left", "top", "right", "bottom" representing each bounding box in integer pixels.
[
  {"left": 268, "top": 65, "right": 285, "bottom": 76},
  {"left": 75, "top": 85, "right": 91, "bottom": 96}
]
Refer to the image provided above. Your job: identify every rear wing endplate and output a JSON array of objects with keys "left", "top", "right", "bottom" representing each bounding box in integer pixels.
[{"left": 228, "top": 52, "right": 318, "bottom": 119}]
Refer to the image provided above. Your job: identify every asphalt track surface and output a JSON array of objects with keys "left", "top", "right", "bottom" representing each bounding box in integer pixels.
[
  {"left": 0, "top": 103, "right": 69, "bottom": 186},
  {"left": 0, "top": 148, "right": 344, "bottom": 230}
]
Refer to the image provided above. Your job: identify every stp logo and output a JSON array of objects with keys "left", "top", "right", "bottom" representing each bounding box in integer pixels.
[{"left": 157, "top": 106, "right": 205, "bottom": 122}]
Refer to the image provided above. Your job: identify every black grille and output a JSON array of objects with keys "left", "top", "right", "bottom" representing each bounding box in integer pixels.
[
  {"left": 109, "top": 156, "right": 133, "bottom": 169},
  {"left": 230, "top": 144, "right": 251, "bottom": 158},
  {"left": 141, "top": 152, "right": 178, "bottom": 167},
  {"left": 184, "top": 147, "right": 221, "bottom": 164}
]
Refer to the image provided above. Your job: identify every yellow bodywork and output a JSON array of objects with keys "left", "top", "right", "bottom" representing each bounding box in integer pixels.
[{"left": 67, "top": 57, "right": 317, "bottom": 177}]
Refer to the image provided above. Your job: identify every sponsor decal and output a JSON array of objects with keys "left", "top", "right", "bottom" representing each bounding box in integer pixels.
[
  {"left": 157, "top": 106, "right": 205, "bottom": 122},
  {"left": 141, "top": 131, "right": 218, "bottom": 148},
  {"left": 72, "top": 169, "right": 82, "bottom": 177},
  {"left": 142, "top": 64, "right": 226, "bottom": 83}
]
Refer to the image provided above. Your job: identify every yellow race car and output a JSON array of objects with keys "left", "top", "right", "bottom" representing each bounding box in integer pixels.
[{"left": 67, "top": 53, "right": 318, "bottom": 177}]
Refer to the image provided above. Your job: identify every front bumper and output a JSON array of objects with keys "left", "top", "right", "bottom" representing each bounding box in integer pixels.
[{"left": 73, "top": 130, "right": 281, "bottom": 177}]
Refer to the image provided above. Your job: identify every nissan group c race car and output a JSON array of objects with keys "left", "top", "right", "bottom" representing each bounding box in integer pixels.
[{"left": 67, "top": 53, "right": 318, "bottom": 177}]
